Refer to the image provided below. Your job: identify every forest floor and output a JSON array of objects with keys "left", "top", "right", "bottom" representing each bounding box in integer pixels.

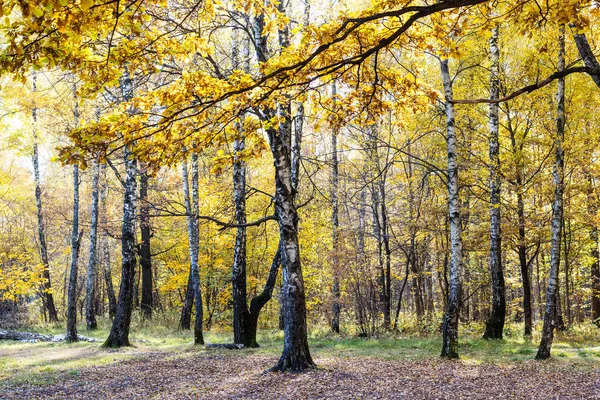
[{"left": 0, "top": 322, "right": 599, "bottom": 399}]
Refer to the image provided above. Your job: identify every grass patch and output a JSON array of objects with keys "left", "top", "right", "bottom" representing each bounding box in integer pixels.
[{"left": 1, "top": 319, "right": 598, "bottom": 389}]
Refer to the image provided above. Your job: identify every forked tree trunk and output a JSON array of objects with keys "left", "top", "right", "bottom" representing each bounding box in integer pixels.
[
  {"left": 440, "top": 58, "right": 463, "bottom": 359},
  {"left": 85, "top": 160, "right": 100, "bottom": 330},
  {"left": 483, "top": 26, "right": 506, "bottom": 340},
  {"left": 31, "top": 72, "right": 59, "bottom": 323},
  {"left": 536, "top": 25, "right": 566, "bottom": 360},
  {"left": 269, "top": 14, "right": 313, "bottom": 365},
  {"left": 268, "top": 113, "right": 314, "bottom": 371},
  {"left": 66, "top": 164, "right": 81, "bottom": 343},
  {"left": 245, "top": 243, "right": 281, "bottom": 348},
  {"left": 182, "top": 155, "right": 204, "bottom": 345}
]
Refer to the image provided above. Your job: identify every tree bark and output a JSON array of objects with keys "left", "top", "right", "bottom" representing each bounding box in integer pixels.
[
  {"left": 483, "top": 26, "right": 506, "bottom": 340},
  {"left": 182, "top": 155, "right": 204, "bottom": 345},
  {"left": 536, "top": 25, "right": 566, "bottom": 360},
  {"left": 179, "top": 271, "right": 194, "bottom": 330},
  {"left": 440, "top": 58, "right": 463, "bottom": 359},
  {"left": 104, "top": 67, "right": 138, "bottom": 348},
  {"left": 104, "top": 144, "right": 137, "bottom": 347},
  {"left": 586, "top": 171, "right": 600, "bottom": 325},
  {"left": 66, "top": 164, "right": 82, "bottom": 343},
  {"left": 139, "top": 169, "right": 153, "bottom": 320},
  {"left": 85, "top": 160, "right": 100, "bottom": 330},
  {"left": 246, "top": 243, "right": 281, "bottom": 348},
  {"left": 232, "top": 133, "right": 249, "bottom": 345},
  {"left": 267, "top": 112, "right": 314, "bottom": 371},
  {"left": 331, "top": 81, "right": 341, "bottom": 333},
  {"left": 31, "top": 72, "right": 59, "bottom": 323},
  {"left": 99, "top": 164, "right": 117, "bottom": 320},
  {"left": 573, "top": 32, "right": 600, "bottom": 88}
]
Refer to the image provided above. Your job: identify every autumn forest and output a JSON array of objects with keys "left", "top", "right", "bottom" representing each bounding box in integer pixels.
[{"left": 0, "top": 0, "right": 599, "bottom": 398}]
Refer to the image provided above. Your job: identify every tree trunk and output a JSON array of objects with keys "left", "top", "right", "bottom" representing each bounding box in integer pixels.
[
  {"left": 246, "top": 243, "right": 281, "bottom": 348},
  {"left": 232, "top": 133, "right": 249, "bottom": 345},
  {"left": 99, "top": 164, "right": 117, "bottom": 320},
  {"left": 139, "top": 169, "right": 153, "bottom": 320},
  {"left": 230, "top": 25, "right": 250, "bottom": 346},
  {"left": 85, "top": 161, "right": 100, "bottom": 330},
  {"left": 182, "top": 155, "right": 204, "bottom": 345},
  {"left": 267, "top": 112, "right": 314, "bottom": 371},
  {"left": 179, "top": 271, "right": 193, "bottom": 330},
  {"left": 104, "top": 145, "right": 137, "bottom": 347},
  {"left": 331, "top": 81, "right": 341, "bottom": 333},
  {"left": 66, "top": 164, "right": 82, "bottom": 342},
  {"left": 483, "top": 26, "right": 506, "bottom": 340},
  {"left": 31, "top": 72, "right": 59, "bottom": 323},
  {"left": 586, "top": 172, "right": 600, "bottom": 325},
  {"left": 440, "top": 58, "right": 463, "bottom": 359},
  {"left": 536, "top": 25, "right": 565, "bottom": 360}
]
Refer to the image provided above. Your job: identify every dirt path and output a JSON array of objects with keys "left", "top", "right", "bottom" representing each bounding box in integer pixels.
[{"left": 1, "top": 351, "right": 599, "bottom": 399}]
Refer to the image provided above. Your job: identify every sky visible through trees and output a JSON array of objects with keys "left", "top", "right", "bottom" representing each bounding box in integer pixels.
[{"left": 0, "top": 0, "right": 600, "bottom": 394}]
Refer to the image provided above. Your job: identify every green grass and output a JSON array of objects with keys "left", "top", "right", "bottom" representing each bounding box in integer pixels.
[{"left": 1, "top": 319, "right": 598, "bottom": 389}]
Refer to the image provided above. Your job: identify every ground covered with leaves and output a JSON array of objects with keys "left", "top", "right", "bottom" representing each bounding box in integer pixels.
[{"left": 1, "top": 325, "right": 599, "bottom": 399}]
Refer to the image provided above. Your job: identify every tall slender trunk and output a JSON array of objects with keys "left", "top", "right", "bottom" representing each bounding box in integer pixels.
[
  {"left": 182, "top": 155, "right": 204, "bottom": 344},
  {"left": 85, "top": 160, "right": 100, "bottom": 330},
  {"left": 99, "top": 164, "right": 117, "bottom": 319},
  {"left": 484, "top": 26, "right": 506, "bottom": 340},
  {"left": 536, "top": 25, "right": 566, "bottom": 360},
  {"left": 139, "top": 169, "right": 153, "bottom": 320},
  {"left": 66, "top": 164, "right": 82, "bottom": 342},
  {"left": 586, "top": 172, "right": 600, "bottom": 324},
  {"left": 104, "top": 145, "right": 137, "bottom": 347},
  {"left": 379, "top": 176, "right": 392, "bottom": 329},
  {"left": 440, "top": 58, "right": 463, "bottom": 359},
  {"left": 508, "top": 112, "right": 533, "bottom": 336},
  {"left": 331, "top": 81, "right": 341, "bottom": 333},
  {"left": 104, "top": 67, "right": 138, "bottom": 348},
  {"left": 230, "top": 23, "right": 250, "bottom": 346},
  {"left": 31, "top": 72, "right": 59, "bottom": 323},
  {"left": 232, "top": 133, "right": 249, "bottom": 345}
]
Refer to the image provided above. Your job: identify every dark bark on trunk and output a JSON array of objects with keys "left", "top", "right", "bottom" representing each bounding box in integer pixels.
[
  {"left": 246, "top": 244, "right": 282, "bottom": 348},
  {"left": 179, "top": 271, "right": 193, "bottom": 330},
  {"left": 85, "top": 161, "right": 100, "bottom": 330},
  {"left": 268, "top": 113, "right": 314, "bottom": 371},
  {"left": 573, "top": 32, "right": 600, "bottom": 88},
  {"left": 230, "top": 25, "right": 249, "bottom": 346},
  {"left": 66, "top": 165, "right": 82, "bottom": 343},
  {"left": 139, "top": 170, "right": 153, "bottom": 320},
  {"left": 104, "top": 145, "right": 137, "bottom": 348},
  {"left": 31, "top": 72, "right": 58, "bottom": 323},
  {"left": 393, "top": 262, "right": 410, "bottom": 329},
  {"left": 331, "top": 82, "right": 341, "bottom": 333},
  {"left": 536, "top": 26, "right": 565, "bottom": 360},
  {"left": 440, "top": 59, "right": 463, "bottom": 359},
  {"left": 232, "top": 134, "right": 249, "bottom": 345},
  {"left": 484, "top": 27, "right": 506, "bottom": 340},
  {"left": 586, "top": 172, "right": 600, "bottom": 325}
]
